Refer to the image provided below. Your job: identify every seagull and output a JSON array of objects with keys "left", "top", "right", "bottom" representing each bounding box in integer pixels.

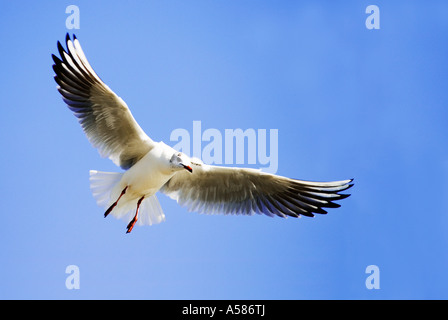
[{"left": 52, "top": 34, "right": 354, "bottom": 234}]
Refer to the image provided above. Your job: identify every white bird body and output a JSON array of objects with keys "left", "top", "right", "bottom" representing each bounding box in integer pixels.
[
  {"left": 52, "top": 34, "right": 353, "bottom": 233},
  {"left": 118, "top": 142, "right": 178, "bottom": 200}
]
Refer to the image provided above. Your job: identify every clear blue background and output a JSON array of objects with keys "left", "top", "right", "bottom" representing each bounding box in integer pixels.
[{"left": 1, "top": 1, "right": 447, "bottom": 299}]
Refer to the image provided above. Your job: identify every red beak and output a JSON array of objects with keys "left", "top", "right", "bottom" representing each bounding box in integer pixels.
[{"left": 183, "top": 165, "right": 193, "bottom": 173}]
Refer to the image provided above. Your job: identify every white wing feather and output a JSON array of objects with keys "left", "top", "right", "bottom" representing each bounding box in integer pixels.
[
  {"left": 161, "top": 162, "right": 353, "bottom": 218},
  {"left": 52, "top": 34, "right": 155, "bottom": 169}
]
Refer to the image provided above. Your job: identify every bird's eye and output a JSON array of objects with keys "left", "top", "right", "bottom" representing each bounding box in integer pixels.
[{"left": 177, "top": 153, "right": 182, "bottom": 156}]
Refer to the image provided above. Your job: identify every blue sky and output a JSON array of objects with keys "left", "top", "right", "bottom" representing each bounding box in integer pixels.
[{"left": 1, "top": 1, "right": 448, "bottom": 299}]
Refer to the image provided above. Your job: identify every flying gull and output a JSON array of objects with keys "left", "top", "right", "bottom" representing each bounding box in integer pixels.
[{"left": 52, "top": 34, "right": 353, "bottom": 234}]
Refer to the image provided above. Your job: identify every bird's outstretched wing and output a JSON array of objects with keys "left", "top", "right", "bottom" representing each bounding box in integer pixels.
[
  {"left": 52, "top": 34, "right": 155, "bottom": 169},
  {"left": 161, "top": 162, "right": 353, "bottom": 218}
]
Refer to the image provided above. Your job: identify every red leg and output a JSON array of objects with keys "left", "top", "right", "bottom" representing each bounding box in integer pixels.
[
  {"left": 126, "top": 196, "right": 144, "bottom": 234},
  {"left": 104, "top": 186, "right": 128, "bottom": 218}
]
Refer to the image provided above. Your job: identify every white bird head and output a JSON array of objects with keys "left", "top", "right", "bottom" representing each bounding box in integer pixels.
[{"left": 170, "top": 152, "right": 193, "bottom": 173}]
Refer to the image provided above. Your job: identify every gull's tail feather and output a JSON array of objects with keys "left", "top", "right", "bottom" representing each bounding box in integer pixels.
[
  {"left": 89, "top": 170, "right": 123, "bottom": 208},
  {"left": 89, "top": 170, "right": 165, "bottom": 227},
  {"left": 122, "top": 195, "right": 166, "bottom": 226}
]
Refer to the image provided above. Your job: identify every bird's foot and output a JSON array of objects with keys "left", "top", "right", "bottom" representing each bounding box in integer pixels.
[{"left": 126, "top": 218, "right": 137, "bottom": 234}]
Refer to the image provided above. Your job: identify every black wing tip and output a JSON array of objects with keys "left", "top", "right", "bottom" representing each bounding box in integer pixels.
[
  {"left": 284, "top": 212, "right": 301, "bottom": 218},
  {"left": 345, "top": 179, "right": 355, "bottom": 189},
  {"left": 57, "top": 40, "right": 67, "bottom": 58},
  {"left": 326, "top": 202, "right": 342, "bottom": 209},
  {"left": 300, "top": 210, "right": 319, "bottom": 217},
  {"left": 51, "top": 53, "right": 61, "bottom": 65},
  {"left": 263, "top": 177, "right": 354, "bottom": 219},
  {"left": 56, "top": 40, "right": 62, "bottom": 50},
  {"left": 342, "top": 182, "right": 354, "bottom": 194},
  {"left": 338, "top": 180, "right": 354, "bottom": 193},
  {"left": 53, "top": 75, "right": 61, "bottom": 86},
  {"left": 338, "top": 193, "right": 351, "bottom": 200},
  {"left": 65, "top": 32, "right": 78, "bottom": 43}
]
